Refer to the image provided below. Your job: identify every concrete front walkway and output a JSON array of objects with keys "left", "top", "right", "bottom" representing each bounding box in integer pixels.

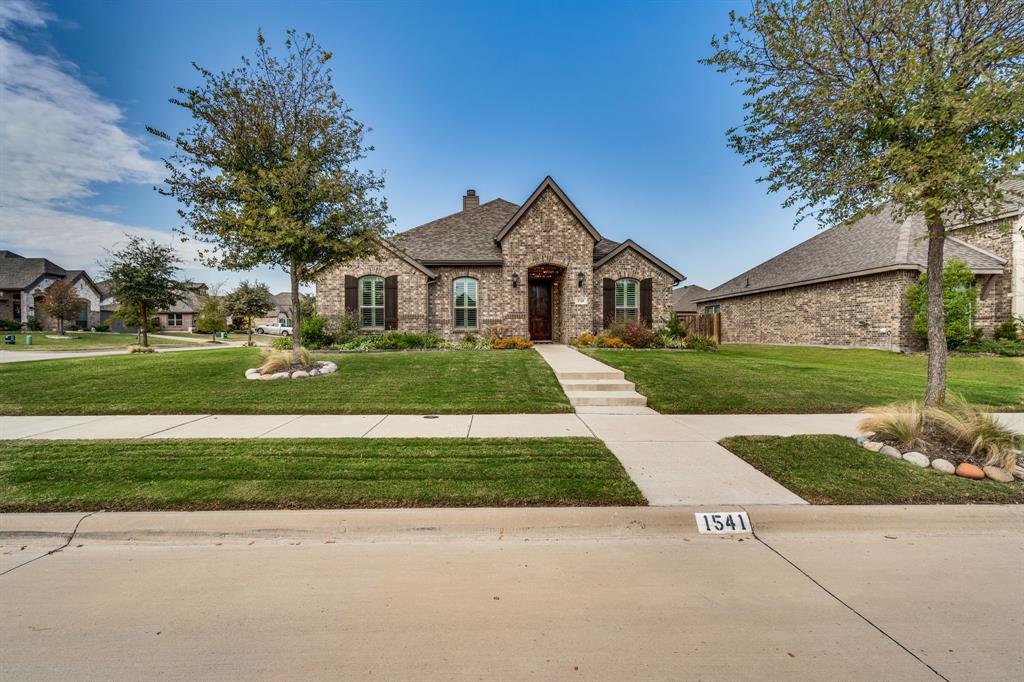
[
  {"left": 533, "top": 344, "right": 655, "bottom": 413},
  {"left": 3, "top": 412, "right": 1020, "bottom": 506}
]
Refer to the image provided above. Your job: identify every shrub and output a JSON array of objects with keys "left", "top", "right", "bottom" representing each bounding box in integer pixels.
[
  {"left": 957, "top": 338, "right": 1024, "bottom": 356},
  {"left": 128, "top": 344, "right": 156, "bottom": 354},
  {"left": 0, "top": 319, "right": 21, "bottom": 331},
  {"left": 459, "top": 332, "right": 479, "bottom": 349},
  {"left": 857, "top": 402, "right": 925, "bottom": 450},
  {"left": 606, "top": 319, "right": 660, "bottom": 348},
  {"left": 300, "top": 313, "right": 333, "bottom": 349},
  {"left": 906, "top": 257, "right": 977, "bottom": 349},
  {"left": 92, "top": 324, "right": 110, "bottom": 332},
  {"left": 259, "top": 346, "right": 311, "bottom": 374},
  {"left": 325, "top": 314, "right": 360, "bottom": 345},
  {"left": 992, "top": 319, "right": 1020, "bottom": 341},
  {"left": 483, "top": 324, "right": 510, "bottom": 343},
  {"left": 926, "top": 397, "right": 1019, "bottom": 470},
  {"left": 663, "top": 314, "right": 692, "bottom": 339},
  {"left": 336, "top": 332, "right": 445, "bottom": 351},
  {"left": 25, "top": 317, "right": 42, "bottom": 331},
  {"left": 490, "top": 337, "right": 533, "bottom": 350},
  {"left": 592, "top": 336, "right": 630, "bottom": 349},
  {"left": 572, "top": 332, "right": 597, "bottom": 347},
  {"left": 685, "top": 335, "right": 718, "bottom": 351},
  {"left": 271, "top": 336, "right": 293, "bottom": 350}
]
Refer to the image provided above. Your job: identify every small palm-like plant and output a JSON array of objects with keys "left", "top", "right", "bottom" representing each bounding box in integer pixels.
[
  {"left": 926, "top": 397, "right": 1017, "bottom": 470},
  {"left": 856, "top": 402, "right": 924, "bottom": 450}
]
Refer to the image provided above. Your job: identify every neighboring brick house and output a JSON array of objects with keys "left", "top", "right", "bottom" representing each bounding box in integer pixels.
[
  {"left": 672, "top": 284, "right": 708, "bottom": 316},
  {"left": 317, "top": 176, "right": 685, "bottom": 342},
  {"left": 696, "top": 182, "right": 1023, "bottom": 351},
  {"left": 0, "top": 251, "right": 103, "bottom": 329},
  {"left": 98, "top": 280, "right": 208, "bottom": 332}
]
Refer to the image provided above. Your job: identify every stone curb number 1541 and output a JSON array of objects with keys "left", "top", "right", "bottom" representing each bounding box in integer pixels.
[{"left": 695, "top": 511, "right": 752, "bottom": 534}]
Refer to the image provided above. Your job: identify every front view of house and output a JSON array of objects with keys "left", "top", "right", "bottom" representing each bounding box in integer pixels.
[{"left": 317, "top": 177, "right": 685, "bottom": 342}]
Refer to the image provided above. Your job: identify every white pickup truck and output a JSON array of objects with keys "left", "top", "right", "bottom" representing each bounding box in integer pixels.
[{"left": 253, "top": 322, "right": 294, "bottom": 336}]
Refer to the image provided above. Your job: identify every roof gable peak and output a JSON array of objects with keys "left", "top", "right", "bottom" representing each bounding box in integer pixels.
[{"left": 494, "top": 176, "right": 602, "bottom": 244}]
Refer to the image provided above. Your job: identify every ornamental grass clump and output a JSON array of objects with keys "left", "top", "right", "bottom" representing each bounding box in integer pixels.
[
  {"left": 259, "top": 347, "right": 311, "bottom": 374},
  {"left": 857, "top": 402, "right": 925, "bottom": 451},
  {"left": 925, "top": 397, "right": 1018, "bottom": 471}
]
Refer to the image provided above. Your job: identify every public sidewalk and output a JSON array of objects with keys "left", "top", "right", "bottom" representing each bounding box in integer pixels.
[{"left": 0, "top": 339, "right": 244, "bottom": 364}]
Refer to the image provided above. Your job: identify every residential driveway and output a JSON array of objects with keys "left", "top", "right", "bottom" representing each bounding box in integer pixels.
[{"left": 1, "top": 506, "right": 1019, "bottom": 681}]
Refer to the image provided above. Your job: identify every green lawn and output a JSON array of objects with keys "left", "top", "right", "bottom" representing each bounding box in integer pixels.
[
  {"left": 585, "top": 345, "right": 1023, "bottom": 413},
  {"left": 0, "top": 332, "right": 183, "bottom": 351},
  {"left": 0, "top": 348, "right": 571, "bottom": 415},
  {"left": 721, "top": 435, "right": 1023, "bottom": 504},
  {"left": 0, "top": 438, "right": 644, "bottom": 511}
]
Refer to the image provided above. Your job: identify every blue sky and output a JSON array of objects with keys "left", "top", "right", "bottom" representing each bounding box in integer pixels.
[{"left": 0, "top": 0, "right": 817, "bottom": 294}]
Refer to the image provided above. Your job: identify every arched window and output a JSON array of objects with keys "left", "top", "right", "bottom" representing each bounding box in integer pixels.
[
  {"left": 453, "top": 277, "right": 478, "bottom": 329},
  {"left": 359, "top": 276, "right": 385, "bottom": 329},
  {"left": 615, "top": 278, "right": 639, "bottom": 320}
]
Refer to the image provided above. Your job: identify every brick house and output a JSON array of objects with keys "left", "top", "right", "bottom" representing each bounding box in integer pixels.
[
  {"left": 317, "top": 177, "right": 685, "bottom": 342},
  {"left": 0, "top": 251, "right": 103, "bottom": 329},
  {"left": 696, "top": 182, "right": 1023, "bottom": 351}
]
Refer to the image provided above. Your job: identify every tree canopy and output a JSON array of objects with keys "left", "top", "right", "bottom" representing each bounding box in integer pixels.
[
  {"left": 102, "top": 236, "right": 184, "bottom": 347},
  {"left": 38, "top": 279, "right": 82, "bottom": 336},
  {"left": 224, "top": 280, "right": 275, "bottom": 345}
]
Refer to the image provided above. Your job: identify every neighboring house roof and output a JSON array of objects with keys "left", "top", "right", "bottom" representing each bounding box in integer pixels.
[
  {"left": 95, "top": 279, "right": 114, "bottom": 299},
  {"left": 63, "top": 270, "right": 102, "bottom": 297},
  {"left": 494, "top": 176, "right": 602, "bottom": 244},
  {"left": 672, "top": 284, "right": 709, "bottom": 313},
  {"left": 272, "top": 292, "right": 292, "bottom": 308},
  {"left": 0, "top": 252, "right": 67, "bottom": 290},
  {"left": 392, "top": 199, "right": 518, "bottom": 264},
  {"left": 697, "top": 205, "right": 1009, "bottom": 303},
  {"left": 594, "top": 239, "right": 686, "bottom": 283}
]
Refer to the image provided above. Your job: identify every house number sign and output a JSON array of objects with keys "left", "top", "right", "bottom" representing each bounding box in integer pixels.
[
  {"left": 574, "top": 296, "right": 588, "bottom": 305},
  {"left": 695, "top": 511, "right": 752, "bottom": 534}
]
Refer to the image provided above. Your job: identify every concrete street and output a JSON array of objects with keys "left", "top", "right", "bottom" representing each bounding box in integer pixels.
[{"left": 2, "top": 506, "right": 1021, "bottom": 681}]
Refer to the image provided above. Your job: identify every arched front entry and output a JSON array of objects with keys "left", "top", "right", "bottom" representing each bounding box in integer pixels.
[{"left": 527, "top": 264, "right": 564, "bottom": 341}]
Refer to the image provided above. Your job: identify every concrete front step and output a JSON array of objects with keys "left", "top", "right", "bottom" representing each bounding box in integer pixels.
[
  {"left": 560, "top": 379, "right": 636, "bottom": 392},
  {"left": 555, "top": 370, "right": 625, "bottom": 381},
  {"left": 567, "top": 391, "right": 648, "bottom": 407}
]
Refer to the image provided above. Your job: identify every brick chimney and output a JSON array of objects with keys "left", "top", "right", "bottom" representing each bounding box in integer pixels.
[{"left": 463, "top": 189, "right": 479, "bottom": 212}]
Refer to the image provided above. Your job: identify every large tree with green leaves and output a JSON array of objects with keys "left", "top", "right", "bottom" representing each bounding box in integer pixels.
[
  {"left": 102, "top": 236, "right": 185, "bottom": 348},
  {"left": 703, "top": 0, "right": 1024, "bottom": 404},
  {"left": 149, "top": 30, "right": 392, "bottom": 364},
  {"left": 37, "top": 279, "right": 82, "bottom": 336},
  {"left": 224, "top": 280, "right": 275, "bottom": 346}
]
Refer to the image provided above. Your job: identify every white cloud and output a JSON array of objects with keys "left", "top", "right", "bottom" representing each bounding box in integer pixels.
[{"left": 0, "top": 0, "right": 50, "bottom": 31}]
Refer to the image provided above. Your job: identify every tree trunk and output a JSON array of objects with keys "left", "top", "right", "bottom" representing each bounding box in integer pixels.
[
  {"left": 247, "top": 316, "right": 253, "bottom": 346},
  {"left": 140, "top": 305, "right": 149, "bottom": 347},
  {"left": 924, "top": 215, "right": 947, "bottom": 406},
  {"left": 290, "top": 262, "right": 301, "bottom": 365}
]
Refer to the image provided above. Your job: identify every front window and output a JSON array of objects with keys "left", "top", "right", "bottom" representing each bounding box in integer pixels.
[
  {"left": 167, "top": 313, "right": 183, "bottom": 326},
  {"left": 359, "top": 276, "right": 385, "bottom": 329},
  {"left": 704, "top": 305, "right": 720, "bottom": 314},
  {"left": 453, "top": 277, "right": 478, "bottom": 329},
  {"left": 615, "top": 278, "right": 639, "bottom": 320}
]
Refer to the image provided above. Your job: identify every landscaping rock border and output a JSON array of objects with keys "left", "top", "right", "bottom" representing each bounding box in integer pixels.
[
  {"left": 856, "top": 435, "right": 1019, "bottom": 483},
  {"left": 244, "top": 361, "right": 337, "bottom": 381}
]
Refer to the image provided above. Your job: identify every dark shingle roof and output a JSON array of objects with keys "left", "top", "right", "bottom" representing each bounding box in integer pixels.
[
  {"left": 594, "top": 238, "right": 619, "bottom": 260},
  {"left": 0, "top": 253, "right": 66, "bottom": 290},
  {"left": 391, "top": 199, "right": 519, "bottom": 263},
  {"left": 698, "top": 205, "right": 1009, "bottom": 302},
  {"left": 672, "top": 284, "right": 708, "bottom": 313}
]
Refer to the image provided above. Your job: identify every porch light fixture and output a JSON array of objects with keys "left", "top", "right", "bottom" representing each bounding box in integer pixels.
[
  {"left": 577, "top": 272, "right": 585, "bottom": 288},
  {"left": 511, "top": 272, "right": 520, "bottom": 288}
]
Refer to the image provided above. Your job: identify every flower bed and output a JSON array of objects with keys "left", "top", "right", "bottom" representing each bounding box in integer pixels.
[{"left": 856, "top": 399, "right": 1023, "bottom": 483}]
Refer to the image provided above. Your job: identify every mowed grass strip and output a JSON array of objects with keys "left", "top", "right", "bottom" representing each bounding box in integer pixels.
[
  {"left": 585, "top": 345, "right": 1023, "bottom": 413},
  {"left": 0, "top": 332, "right": 184, "bottom": 351},
  {"left": 0, "top": 348, "right": 571, "bottom": 415},
  {"left": 0, "top": 438, "right": 645, "bottom": 511},
  {"left": 721, "top": 435, "right": 1023, "bottom": 504}
]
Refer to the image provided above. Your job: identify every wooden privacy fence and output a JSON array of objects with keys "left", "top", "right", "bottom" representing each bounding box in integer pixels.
[{"left": 674, "top": 312, "right": 721, "bottom": 343}]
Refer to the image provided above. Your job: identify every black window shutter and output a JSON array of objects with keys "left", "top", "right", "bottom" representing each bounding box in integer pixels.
[
  {"left": 384, "top": 276, "right": 398, "bottom": 330},
  {"left": 640, "top": 278, "right": 653, "bottom": 327},
  {"left": 344, "top": 276, "right": 358, "bottom": 316},
  {"left": 602, "top": 278, "right": 615, "bottom": 328}
]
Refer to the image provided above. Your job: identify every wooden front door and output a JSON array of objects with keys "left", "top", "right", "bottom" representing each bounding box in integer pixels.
[{"left": 528, "top": 280, "right": 552, "bottom": 341}]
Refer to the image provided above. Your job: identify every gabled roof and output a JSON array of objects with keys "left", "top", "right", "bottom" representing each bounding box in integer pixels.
[
  {"left": 494, "top": 176, "right": 602, "bottom": 244},
  {"left": 64, "top": 270, "right": 102, "bottom": 297},
  {"left": 392, "top": 199, "right": 518, "bottom": 264},
  {"left": 672, "top": 284, "right": 709, "bottom": 313},
  {"left": 0, "top": 253, "right": 67, "bottom": 290},
  {"left": 593, "top": 239, "right": 686, "bottom": 283},
  {"left": 697, "top": 205, "right": 1009, "bottom": 303}
]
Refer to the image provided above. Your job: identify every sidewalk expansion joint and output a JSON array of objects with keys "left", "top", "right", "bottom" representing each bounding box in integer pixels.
[
  {"left": 360, "top": 415, "right": 388, "bottom": 438},
  {"left": 142, "top": 414, "right": 212, "bottom": 439},
  {"left": 745, "top": 514, "right": 949, "bottom": 682},
  {"left": 258, "top": 414, "right": 304, "bottom": 438},
  {"left": 1, "top": 511, "right": 97, "bottom": 577}
]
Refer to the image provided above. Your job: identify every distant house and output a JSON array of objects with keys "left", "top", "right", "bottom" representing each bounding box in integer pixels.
[
  {"left": 696, "top": 178, "right": 1023, "bottom": 351},
  {"left": 98, "top": 280, "right": 208, "bottom": 332},
  {"left": 253, "top": 292, "right": 297, "bottom": 326},
  {"left": 0, "top": 251, "right": 103, "bottom": 329},
  {"left": 671, "top": 284, "right": 708, "bottom": 317}
]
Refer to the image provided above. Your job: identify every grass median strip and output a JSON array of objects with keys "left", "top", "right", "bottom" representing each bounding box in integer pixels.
[
  {"left": 0, "top": 438, "right": 645, "bottom": 511},
  {"left": 721, "top": 434, "right": 1023, "bottom": 504},
  {"left": 0, "top": 348, "right": 571, "bottom": 415}
]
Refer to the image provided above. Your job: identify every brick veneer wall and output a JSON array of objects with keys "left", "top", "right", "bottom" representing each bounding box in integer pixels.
[
  {"left": 593, "top": 249, "right": 674, "bottom": 331},
  {"left": 715, "top": 269, "right": 920, "bottom": 351},
  {"left": 316, "top": 248, "right": 430, "bottom": 332},
  {"left": 951, "top": 217, "right": 1018, "bottom": 333},
  {"left": 499, "top": 188, "right": 597, "bottom": 342},
  {"left": 427, "top": 266, "right": 505, "bottom": 340}
]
